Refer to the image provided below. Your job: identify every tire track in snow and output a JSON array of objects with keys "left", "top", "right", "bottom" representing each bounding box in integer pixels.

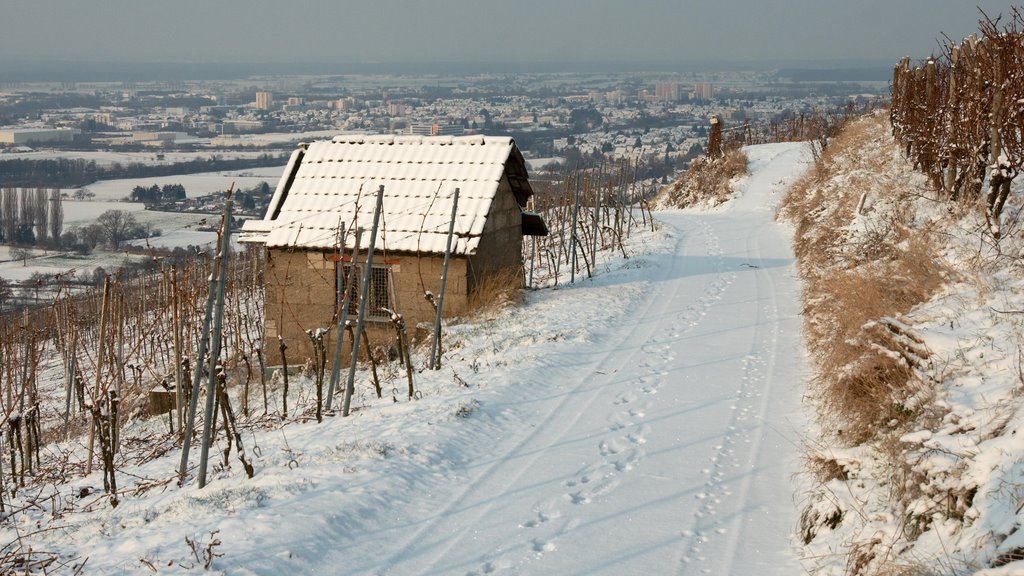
[
  {"left": 676, "top": 220, "right": 780, "bottom": 575},
  {"left": 675, "top": 143, "right": 808, "bottom": 575},
  {"left": 378, "top": 232, "right": 692, "bottom": 575},
  {"left": 404, "top": 216, "right": 742, "bottom": 576},
  {"left": 553, "top": 218, "right": 734, "bottom": 517}
]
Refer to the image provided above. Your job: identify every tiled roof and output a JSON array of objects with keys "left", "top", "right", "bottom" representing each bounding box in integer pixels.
[{"left": 240, "top": 135, "right": 529, "bottom": 255}]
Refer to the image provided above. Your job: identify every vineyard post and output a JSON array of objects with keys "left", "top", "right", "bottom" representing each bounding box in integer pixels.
[
  {"left": 85, "top": 276, "right": 111, "bottom": 477},
  {"left": 986, "top": 50, "right": 1006, "bottom": 227},
  {"left": 528, "top": 233, "right": 536, "bottom": 289},
  {"left": 343, "top": 185, "right": 385, "bottom": 417},
  {"left": 429, "top": 187, "right": 459, "bottom": 371},
  {"left": 178, "top": 188, "right": 230, "bottom": 482},
  {"left": 945, "top": 45, "right": 961, "bottom": 197},
  {"left": 171, "top": 265, "right": 184, "bottom": 431},
  {"left": 628, "top": 162, "right": 636, "bottom": 229},
  {"left": 198, "top": 188, "right": 233, "bottom": 489},
  {"left": 327, "top": 228, "right": 360, "bottom": 408},
  {"left": 64, "top": 309, "right": 77, "bottom": 436},
  {"left": 591, "top": 164, "right": 603, "bottom": 275},
  {"left": 326, "top": 222, "right": 348, "bottom": 407},
  {"left": 569, "top": 172, "right": 580, "bottom": 284},
  {"left": 112, "top": 288, "right": 126, "bottom": 453}
]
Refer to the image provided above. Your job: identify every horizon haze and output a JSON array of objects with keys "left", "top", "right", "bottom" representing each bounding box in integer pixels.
[{"left": 1, "top": 1, "right": 1015, "bottom": 69}]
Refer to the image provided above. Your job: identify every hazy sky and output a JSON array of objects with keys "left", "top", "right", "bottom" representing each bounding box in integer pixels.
[{"left": 0, "top": 1, "right": 1015, "bottom": 65}]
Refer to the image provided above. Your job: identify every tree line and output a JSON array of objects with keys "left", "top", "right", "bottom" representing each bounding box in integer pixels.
[
  {"left": 0, "top": 187, "right": 63, "bottom": 247},
  {"left": 0, "top": 186, "right": 154, "bottom": 254},
  {"left": 126, "top": 181, "right": 270, "bottom": 212},
  {"left": 129, "top": 183, "right": 187, "bottom": 204},
  {"left": 0, "top": 153, "right": 287, "bottom": 188}
]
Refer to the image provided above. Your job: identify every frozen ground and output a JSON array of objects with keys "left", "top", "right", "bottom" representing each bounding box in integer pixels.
[{"left": 8, "top": 143, "right": 813, "bottom": 574}]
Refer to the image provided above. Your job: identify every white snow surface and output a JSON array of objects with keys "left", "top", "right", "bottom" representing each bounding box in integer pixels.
[
  {"left": 11, "top": 143, "right": 813, "bottom": 574},
  {"left": 70, "top": 167, "right": 285, "bottom": 201}
]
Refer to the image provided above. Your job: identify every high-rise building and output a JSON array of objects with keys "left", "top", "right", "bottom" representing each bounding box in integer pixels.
[
  {"left": 692, "top": 83, "right": 714, "bottom": 101},
  {"left": 405, "top": 123, "right": 465, "bottom": 136},
  {"left": 332, "top": 98, "right": 356, "bottom": 111},
  {"left": 654, "top": 82, "right": 681, "bottom": 102},
  {"left": 256, "top": 91, "right": 274, "bottom": 110}
]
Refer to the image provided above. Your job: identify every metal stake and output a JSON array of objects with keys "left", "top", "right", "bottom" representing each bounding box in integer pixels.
[
  {"left": 197, "top": 188, "right": 233, "bottom": 488},
  {"left": 430, "top": 187, "right": 460, "bottom": 370},
  {"left": 343, "top": 186, "right": 385, "bottom": 417}
]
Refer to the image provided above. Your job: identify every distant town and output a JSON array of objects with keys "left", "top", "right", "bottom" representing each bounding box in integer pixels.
[{"left": 0, "top": 67, "right": 887, "bottom": 176}]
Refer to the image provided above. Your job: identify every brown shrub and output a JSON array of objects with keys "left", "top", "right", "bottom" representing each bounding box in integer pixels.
[{"left": 662, "top": 148, "right": 748, "bottom": 208}]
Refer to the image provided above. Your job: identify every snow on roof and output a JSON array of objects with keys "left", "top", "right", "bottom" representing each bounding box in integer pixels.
[{"left": 240, "top": 135, "right": 530, "bottom": 255}]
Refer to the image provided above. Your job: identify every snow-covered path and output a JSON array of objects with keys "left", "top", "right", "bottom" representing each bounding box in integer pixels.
[
  {"left": 326, "top": 143, "right": 811, "bottom": 575},
  {"left": 31, "top": 143, "right": 810, "bottom": 575}
]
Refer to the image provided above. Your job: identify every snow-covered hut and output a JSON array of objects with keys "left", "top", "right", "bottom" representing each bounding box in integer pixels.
[{"left": 240, "top": 134, "right": 546, "bottom": 364}]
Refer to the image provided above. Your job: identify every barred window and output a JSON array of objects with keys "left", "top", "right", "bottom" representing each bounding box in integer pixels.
[{"left": 337, "top": 264, "right": 392, "bottom": 321}]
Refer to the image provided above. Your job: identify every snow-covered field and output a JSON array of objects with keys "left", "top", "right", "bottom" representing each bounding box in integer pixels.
[
  {"left": 70, "top": 166, "right": 285, "bottom": 201},
  {"left": 1, "top": 150, "right": 274, "bottom": 167},
  {"left": 0, "top": 219, "right": 222, "bottom": 296},
  {"left": 0, "top": 245, "right": 140, "bottom": 283},
  {"left": 2, "top": 144, "right": 816, "bottom": 574},
  {"left": 0, "top": 201, "right": 219, "bottom": 283},
  {"left": 211, "top": 130, "right": 343, "bottom": 147},
  {"left": 0, "top": 164, "right": 284, "bottom": 281},
  {"left": 61, "top": 200, "right": 214, "bottom": 234}
]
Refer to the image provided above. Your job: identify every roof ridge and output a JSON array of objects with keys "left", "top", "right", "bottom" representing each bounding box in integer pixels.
[{"left": 329, "top": 134, "right": 512, "bottom": 146}]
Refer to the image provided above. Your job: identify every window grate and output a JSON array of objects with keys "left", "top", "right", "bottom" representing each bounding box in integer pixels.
[{"left": 337, "top": 264, "right": 391, "bottom": 321}]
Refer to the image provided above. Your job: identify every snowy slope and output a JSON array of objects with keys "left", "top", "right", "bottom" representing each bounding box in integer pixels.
[
  {"left": 8, "top": 143, "right": 813, "bottom": 575},
  {"left": 791, "top": 114, "right": 1024, "bottom": 575}
]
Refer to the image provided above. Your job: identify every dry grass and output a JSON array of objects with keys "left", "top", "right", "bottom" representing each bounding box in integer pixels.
[
  {"left": 467, "top": 267, "right": 524, "bottom": 319},
  {"left": 783, "top": 111, "right": 996, "bottom": 576},
  {"left": 806, "top": 452, "right": 849, "bottom": 484},
  {"left": 661, "top": 148, "right": 749, "bottom": 208},
  {"left": 780, "top": 114, "right": 949, "bottom": 444}
]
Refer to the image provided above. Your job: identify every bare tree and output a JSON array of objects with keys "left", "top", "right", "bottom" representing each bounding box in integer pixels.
[
  {"left": 96, "top": 210, "right": 139, "bottom": 248},
  {"left": 9, "top": 247, "right": 30, "bottom": 265},
  {"left": 80, "top": 224, "right": 105, "bottom": 249}
]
